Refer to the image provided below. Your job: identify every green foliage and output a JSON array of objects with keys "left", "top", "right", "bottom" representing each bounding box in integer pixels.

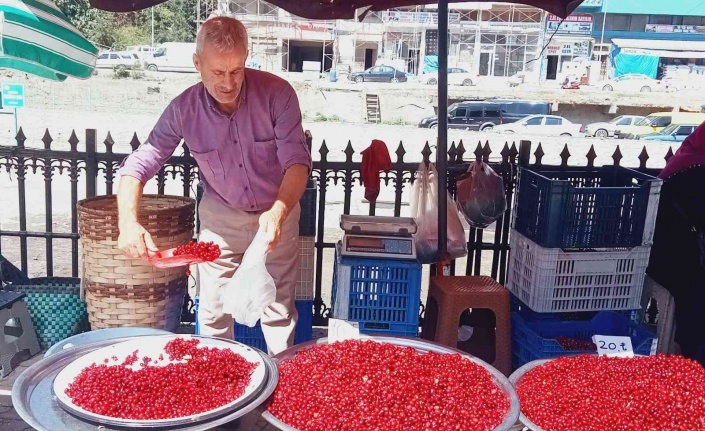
[
  {"left": 112, "top": 65, "right": 130, "bottom": 79},
  {"left": 55, "top": 0, "right": 197, "bottom": 51},
  {"left": 314, "top": 113, "right": 343, "bottom": 122}
]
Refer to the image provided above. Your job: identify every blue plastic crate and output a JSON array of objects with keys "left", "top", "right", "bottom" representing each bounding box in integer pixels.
[
  {"left": 513, "top": 166, "right": 661, "bottom": 249},
  {"left": 511, "top": 311, "right": 657, "bottom": 370},
  {"left": 196, "top": 299, "right": 313, "bottom": 351},
  {"left": 332, "top": 244, "right": 421, "bottom": 338},
  {"left": 510, "top": 294, "right": 641, "bottom": 323}
]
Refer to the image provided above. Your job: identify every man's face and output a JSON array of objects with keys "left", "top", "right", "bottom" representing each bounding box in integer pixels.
[{"left": 193, "top": 44, "right": 248, "bottom": 110}]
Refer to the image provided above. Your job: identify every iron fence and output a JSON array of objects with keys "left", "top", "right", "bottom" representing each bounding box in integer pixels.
[{"left": 0, "top": 128, "right": 670, "bottom": 324}]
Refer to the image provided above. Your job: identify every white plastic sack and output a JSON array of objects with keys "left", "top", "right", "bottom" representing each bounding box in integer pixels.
[
  {"left": 221, "top": 233, "right": 276, "bottom": 328},
  {"left": 410, "top": 163, "right": 468, "bottom": 264}
]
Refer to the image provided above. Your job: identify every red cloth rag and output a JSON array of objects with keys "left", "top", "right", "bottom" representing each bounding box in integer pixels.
[
  {"left": 361, "top": 139, "right": 392, "bottom": 203},
  {"left": 659, "top": 121, "right": 705, "bottom": 179}
]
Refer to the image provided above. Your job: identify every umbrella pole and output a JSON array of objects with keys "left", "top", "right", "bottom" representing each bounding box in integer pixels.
[{"left": 436, "top": 0, "right": 449, "bottom": 275}]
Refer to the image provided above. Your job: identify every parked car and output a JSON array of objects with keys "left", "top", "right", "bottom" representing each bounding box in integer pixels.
[
  {"left": 419, "top": 67, "right": 476, "bottom": 86},
  {"left": 615, "top": 112, "right": 705, "bottom": 139},
  {"left": 126, "top": 45, "right": 157, "bottom": 59},
  {"left": 144, "top": 42, "right": 197, "bottom": 72},
  {"left": 418, "top": 99, "right": 551, "bottom": 130},
  {"left": 349, "top": 66, "right": 408, "bottom": 83},
  {"left": 494, "top": 115, "right": 582, "bottom": 136},
  {"left": 638, "top": 123, "right": 700, "bottom": 142},
  {"left": 95, "top": 51, "right": 141, "bottom": 69},
  {"left": 597, "top": 74, "right": 662, "bottom": 93},
  {"left": 584, "top": 115, "right": 646, "bottom": 138}
]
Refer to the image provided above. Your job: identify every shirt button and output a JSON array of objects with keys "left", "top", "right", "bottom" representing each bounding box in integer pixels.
[
  {"left": 251, "top": 205, "right": 255, "bottom": 209},
  {"left": 244, "top": 186, "right": 249, "bottom": 191},
  {"left": 239, "top": 164, "right": 243, "bottom": 168}
]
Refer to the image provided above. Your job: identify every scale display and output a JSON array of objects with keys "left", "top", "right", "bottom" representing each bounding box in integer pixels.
[{"left": 342, "top": 235, "right": 415, "bottom": 259}]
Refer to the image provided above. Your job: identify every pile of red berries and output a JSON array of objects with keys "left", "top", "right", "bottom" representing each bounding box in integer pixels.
[
  {"left": 173, "top": 241, "right": 221, "bottom": 262},
  {"left": 555, "top": 336, "right": 596, "bottom": 351},
  {"left": 269, "top": 340, "right": 510, "bottom": 431},
  {"left": 517, "top": 354, "right": 705, "bottom": 431},
  {"left": 65, "top": 338, "right": 258, "bottom": 420}
]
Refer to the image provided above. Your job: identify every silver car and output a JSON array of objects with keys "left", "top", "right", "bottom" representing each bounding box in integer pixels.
[{"left": 584, "top": 115, "right": 646, "bottom": 138}]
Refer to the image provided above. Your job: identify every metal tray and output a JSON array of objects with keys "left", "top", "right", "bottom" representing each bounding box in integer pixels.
[
  {"left": 340, "top": 215, "right": 417, "bottom": 235},
  {"left": 508, "top": 359, "right": 552, "bottom": 431},
  {"left": 13, "top": 336, "right": 279, "bottom": 431},
  {"left": 261, "top": 336, "right": 520, "bottom": 431}
]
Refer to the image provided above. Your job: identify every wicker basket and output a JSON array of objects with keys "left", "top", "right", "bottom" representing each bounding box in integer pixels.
[{"left": 77, "top": 195, "right": 195, "bottom": 332}]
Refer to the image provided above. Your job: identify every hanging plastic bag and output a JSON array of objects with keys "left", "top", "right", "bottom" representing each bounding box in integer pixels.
[
  {"left": 410, "top": 163, "right": 468, "bottom": 264},
  {"left": 221, "top": 233, "right": 276, "bottom": 327},
  {"left": 456, "top": 161, "right": 507, "bottom": 229}
]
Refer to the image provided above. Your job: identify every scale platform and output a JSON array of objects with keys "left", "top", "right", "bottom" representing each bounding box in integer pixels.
[{"left": 340, "top": 215, "right": 417, "bottom": 260}]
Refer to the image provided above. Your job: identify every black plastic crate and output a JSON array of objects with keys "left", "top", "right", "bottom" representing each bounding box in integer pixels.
[
  {"left": 299, "top": 180, "right": 317, "bottom": 236},
  {"left": 512, "top": 166, "right": 661, "bottom": 249}
]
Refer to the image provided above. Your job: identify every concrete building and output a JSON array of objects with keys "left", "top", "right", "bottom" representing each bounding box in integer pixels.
[{"left": 199, "top": 1, "right": 546, "bottom": 79}]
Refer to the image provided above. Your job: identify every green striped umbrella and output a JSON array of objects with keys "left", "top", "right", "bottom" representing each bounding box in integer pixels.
[{"left": 1, "top": 0, "right": 98, "bottom": 81}]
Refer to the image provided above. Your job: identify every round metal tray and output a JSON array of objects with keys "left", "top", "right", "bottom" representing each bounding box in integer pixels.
[
  {"left": 13, "top": 335, "right": 279, "bottom": 431},
  {"left": 262, "top": 336, "right": 521, "bottom": 431},
  {"left": 44, "top": 327, "right": 172, "bottom": 358},
  {"left": 508, "top": 359, "right": 552, "bottom": 431},
  {"left": 52, "top": 335, "right": 268, "bottom": 428}
]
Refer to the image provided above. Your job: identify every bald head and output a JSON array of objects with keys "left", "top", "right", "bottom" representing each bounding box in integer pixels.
[{"left": 196, "top": 16, "right": 248, "bottom": 55}]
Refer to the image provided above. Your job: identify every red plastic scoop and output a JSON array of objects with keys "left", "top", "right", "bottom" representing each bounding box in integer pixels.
[
  {"left": 147, "top": 241, "right": 221, "bottom": 269},
  {"left": 147, "top": 248, "right": 208, "bottom": 269}
]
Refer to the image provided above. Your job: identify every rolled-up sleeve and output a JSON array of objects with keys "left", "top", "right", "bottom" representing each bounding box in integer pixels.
[
  {"left": 272, "top": 84, "right": 312, "bottom": 173},
  {"left": 117, "top": 101, "right": 183, "bottom": 183}
]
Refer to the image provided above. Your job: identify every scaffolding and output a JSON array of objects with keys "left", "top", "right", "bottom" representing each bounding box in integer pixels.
[{"left": 196, "top": 1, "right": 545, "bottom": 77}]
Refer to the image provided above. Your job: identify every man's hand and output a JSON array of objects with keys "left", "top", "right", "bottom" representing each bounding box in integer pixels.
[
  {"left": 258, "top": 203, "right": 287, "bottom": 252},
  {"left": 118, "top": 221, "right": 158, "bottom": 259}
]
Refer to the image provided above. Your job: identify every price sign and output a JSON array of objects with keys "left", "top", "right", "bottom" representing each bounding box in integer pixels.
[
  {"left": 592, "top": 335, "right": 634, "bottom": 358},
  {"left": 328, "top": 318, "right": 360, "bottom": 343}
]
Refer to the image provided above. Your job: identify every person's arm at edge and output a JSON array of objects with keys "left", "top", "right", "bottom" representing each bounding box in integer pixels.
[{"left": 117, "top": 101, "right": 184, "bottom": 258}]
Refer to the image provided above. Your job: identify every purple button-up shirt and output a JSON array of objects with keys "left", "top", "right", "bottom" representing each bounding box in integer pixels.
[{"left": 118, "top": 69, "right": 312, "bottom": 211}]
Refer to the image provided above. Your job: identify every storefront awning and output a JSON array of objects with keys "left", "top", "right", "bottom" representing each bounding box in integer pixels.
[{"left": 612, "top": 38, "right": 705, "bottom": 59}]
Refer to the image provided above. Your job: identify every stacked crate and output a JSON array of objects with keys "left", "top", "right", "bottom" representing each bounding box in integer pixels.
[{"left": 507, "top": 166, "right": 661, "bottom": 369}]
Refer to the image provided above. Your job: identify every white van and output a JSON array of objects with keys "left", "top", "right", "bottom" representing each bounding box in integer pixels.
[{"left": 144, "top": 42, "right": 197, "bottom": 72}]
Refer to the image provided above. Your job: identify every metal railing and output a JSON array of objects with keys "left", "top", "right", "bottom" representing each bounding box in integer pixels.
[{"left": 0, "top": 128, "right": 669, "bottom": 324}]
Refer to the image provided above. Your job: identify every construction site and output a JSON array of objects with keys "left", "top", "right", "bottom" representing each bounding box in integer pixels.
[{"left": 197, "top": 1, "right": 548, "bottom": 79}]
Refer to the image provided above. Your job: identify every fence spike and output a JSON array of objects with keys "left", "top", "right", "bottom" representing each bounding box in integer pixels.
[
  {"left": 586, "top": 144, "right": 597, "bottom": 167},
  {"left": 129, "top": 133, "right": 141, "bottom": 151},
  {"left": 344, "top": 141, "right": 355, "bottom": 162},
  {"left": 448, "top": 142, "right": 457, "bottom": 162},
  {"left": 15, "top": 127, "right": 26, "bottom": 148},
  {"left": 665, "top": 147, "right": 674, "bottom": 162},
  {"left": 42, "top": 129, "right": 53, "bottom": 150},
  {"left": 534, "top": 143, "right": 545, "bottom": 165},
  {"left": 319, "top": 140, "right": 329, "bottom": 162},
  {"left": 482, "top": 140, "right": 492, "bottom": 162},
  {"left": 612, "top": 146, "right": 623, "bottom": 166},
  {"left": 421, "top": 141, "right": 432, "bottom": 165},
  {"left": 509, "top": 142, "right": 519, "bottom": 161},
  {"left": 473, "top": 141, "right": 483, "bottom": 161},
  {"left": 456, "top": 140, "right": 466, "bottom": 162},
  {"left": 638, "top": 146, "right": 650, "bottom": 169},
  {"left": 560, "top": 144, "right": 570, "bottom": 166},
  {"left": 395, "top": 141, "right": 406, "bottom": 163},
  {"left": 103, "top": 132, "right": 114, "bottom": 153},
  {"left": 68, "top": 130, "right": 79, "bottom": 152}
]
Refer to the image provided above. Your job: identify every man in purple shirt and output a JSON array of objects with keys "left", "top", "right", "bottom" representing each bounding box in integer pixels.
[{"left": 116, "top": 16, "right": 311, "bottom": 354}]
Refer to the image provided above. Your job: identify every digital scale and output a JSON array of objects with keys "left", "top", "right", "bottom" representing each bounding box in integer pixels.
[{"left": 340, "top": 215, "right": 417, "bottom": 260}]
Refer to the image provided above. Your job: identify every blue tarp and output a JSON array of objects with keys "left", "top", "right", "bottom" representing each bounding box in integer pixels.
[
  {"left": 610, "top": 46, "right": 659, "bottom": 78},
  {"left": 423, "top": 55, "right": 438, "bottom": 74}
]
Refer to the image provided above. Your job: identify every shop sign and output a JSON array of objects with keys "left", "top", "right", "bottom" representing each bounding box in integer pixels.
[
  {"left": 547, "top": 41, "right": 591, "bottom": 57},
  {"left": 295, "top": 21, "right": 333, "bottom": 33},
  {"left": 547, "top": 13, "right": 594, "bottom": 36},
  {"left": 381, "top": 10, "right": 461, "bottom": 25},
  {"left": 645, "top": 24, "right": 705, "bottom": 34}
]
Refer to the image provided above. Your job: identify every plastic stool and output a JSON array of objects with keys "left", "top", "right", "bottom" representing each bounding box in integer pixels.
[
  {"left": 0, "top": 291, "right": 40, "bottom": 377},
  {"left": 641, "top": 276, "right": 678, "bottom": 355},
  {"left": 421, "top": 276, "right": 511, "bottom": 376}
]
